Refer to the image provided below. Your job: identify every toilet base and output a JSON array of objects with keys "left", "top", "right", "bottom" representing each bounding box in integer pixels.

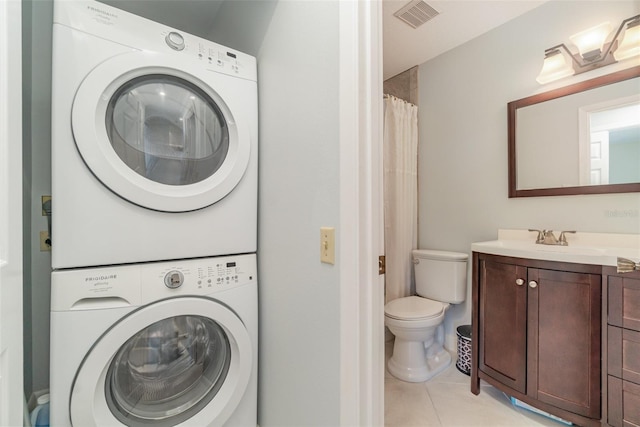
[{"left": 387, "top": 342, "right": 452, "bottom": 383}]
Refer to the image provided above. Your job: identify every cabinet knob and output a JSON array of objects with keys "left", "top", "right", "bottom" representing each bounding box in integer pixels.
[
  {"left": 529, "top": 280, "right": 538, "bottom": 288},
  {"left": 515, "top": 278, "right": 524, "bottom": 286}
]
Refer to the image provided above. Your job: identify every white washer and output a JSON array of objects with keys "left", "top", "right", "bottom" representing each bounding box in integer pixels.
[
  {"left": 50, "top": 254, "right": 258, "bottom": 426},
  {"left": 51, "top": 1, "right": 258, "bottom": 269}
]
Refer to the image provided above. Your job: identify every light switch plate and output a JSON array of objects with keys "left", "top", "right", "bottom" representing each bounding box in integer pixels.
[{"left": 320, "top": 227, "right": 335, "bottom": 264}]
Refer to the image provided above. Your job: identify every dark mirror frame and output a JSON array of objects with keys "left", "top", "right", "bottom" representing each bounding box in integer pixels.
[{"left": 508, "top": 65, "right": 640, "bottom": 198}]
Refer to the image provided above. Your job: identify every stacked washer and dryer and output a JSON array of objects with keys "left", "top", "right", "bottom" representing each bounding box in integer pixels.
[{"left": 49, "top": 1, "right": 258, "bottom": 425}]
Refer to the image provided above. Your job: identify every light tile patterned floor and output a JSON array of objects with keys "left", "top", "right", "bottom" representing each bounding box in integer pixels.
[{"left": 384, "top": 341, "right": 565, "bottom": 427}]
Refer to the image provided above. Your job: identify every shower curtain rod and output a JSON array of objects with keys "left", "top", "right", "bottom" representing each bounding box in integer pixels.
[{"left": 383, "top": 93, "right": 416, "bottom": 107}]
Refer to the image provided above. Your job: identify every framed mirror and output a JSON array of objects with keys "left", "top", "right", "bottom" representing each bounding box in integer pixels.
[{"left": 508, "top": 65, "right": 640, "bottom": 197}]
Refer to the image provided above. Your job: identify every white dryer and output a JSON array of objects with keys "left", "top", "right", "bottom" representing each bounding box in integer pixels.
[
  {"left": 50, "top": 254, "right": 258, "bottom": 426},
  {"left": 51, "top": 1, "right": 257, "bottom": 269}
]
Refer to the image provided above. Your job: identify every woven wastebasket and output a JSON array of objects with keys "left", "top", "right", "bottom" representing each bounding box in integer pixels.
[{"left": 456, "top": 325, "right": 472, "bottom": 376}]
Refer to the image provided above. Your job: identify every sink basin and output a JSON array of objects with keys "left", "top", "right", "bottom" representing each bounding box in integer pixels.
[{"left": 471, "top": 237, "right": 639, "bottom": 266}]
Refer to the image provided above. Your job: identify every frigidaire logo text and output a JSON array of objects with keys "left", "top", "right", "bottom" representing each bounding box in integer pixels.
[
  {"left": 86, "top": 6, "right": 118, "bottom": 18},
  {"left": 85, "top": 274, "right": 117, "bottom": 282}
]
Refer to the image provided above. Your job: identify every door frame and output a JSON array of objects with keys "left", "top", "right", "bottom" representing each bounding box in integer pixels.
[
  {"left": 339, "top": 1, "right": 384, "bottom": 425},
  {"left": 0, "top": 0, "right": 24, "bottom": 424}
]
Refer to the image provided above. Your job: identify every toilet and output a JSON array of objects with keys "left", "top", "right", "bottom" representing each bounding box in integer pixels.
[{"left": 385, "top": 249, "right": 468, "bottom": 382}]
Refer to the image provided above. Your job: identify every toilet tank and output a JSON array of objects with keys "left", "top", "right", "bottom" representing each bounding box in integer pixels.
[{"left": 413, "top": 249, "right": 468, "bottom": 304}]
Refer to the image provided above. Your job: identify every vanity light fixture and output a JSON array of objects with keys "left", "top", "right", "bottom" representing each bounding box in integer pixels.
[{"left": 536, "top": 14, "right": 640, "bottom": 84}]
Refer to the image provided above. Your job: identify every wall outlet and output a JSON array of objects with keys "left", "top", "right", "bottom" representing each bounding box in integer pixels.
[
  {"left": 320, "top": 227, "right": 335, "bottom": 264},
  {"left": 39, "top": 231, "right": 51, "bottom": 251}
]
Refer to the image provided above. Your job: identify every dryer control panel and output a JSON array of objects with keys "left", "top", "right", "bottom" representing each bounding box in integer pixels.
[
  {"left": 53, "top": 0, "right": 257, "bottom": 81},
  {"left": 51, "top": 254, "right": 257, "bottom": 311}
]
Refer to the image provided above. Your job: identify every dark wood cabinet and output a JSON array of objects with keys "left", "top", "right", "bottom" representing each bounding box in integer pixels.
[
  {"left": 478, "top": 260, "right": 527, "bottom": 393},
  {"left": 472, "top": 253, "right": 602, "bottom": 427},
  {"left": 606, "top": 270, "right": 640, "bottom": 427}
]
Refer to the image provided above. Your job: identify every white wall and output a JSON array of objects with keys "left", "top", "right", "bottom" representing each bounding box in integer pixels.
[
  {"left": 418, "top": 0, "right": 640, "bottom": 350},
  {"left": 256, "top": 1, "right": 341, "bottom": 425}
]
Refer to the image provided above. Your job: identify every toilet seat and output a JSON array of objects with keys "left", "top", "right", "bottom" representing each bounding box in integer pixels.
[{"left": 385, "top": 296, "right": 446, "bottom": 321}]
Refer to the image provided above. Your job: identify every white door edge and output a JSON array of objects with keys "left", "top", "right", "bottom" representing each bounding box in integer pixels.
[
  {"left": 339, "top": 1, "right": 384, "bottom": 425},
  {"left": 0, "top": 0, "right": 24, "bottom": 425}
]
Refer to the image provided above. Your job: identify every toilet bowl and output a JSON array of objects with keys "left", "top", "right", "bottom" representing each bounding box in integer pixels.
[
  {"left": 385, "top": 296, "right": 451, "bottom": 382},
  {"left": 385, "top": 250, "right": 468, "bottom": 383}
]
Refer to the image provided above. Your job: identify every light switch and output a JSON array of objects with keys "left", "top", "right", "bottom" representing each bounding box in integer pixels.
[{"left": 320, "top": 227, "right": 335, "bottom": 264}]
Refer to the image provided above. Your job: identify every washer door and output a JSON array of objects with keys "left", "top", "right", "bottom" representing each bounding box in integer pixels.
[
  {"left": 72, "top": 52, "right": 251, "bottom": 212},
  {"left": 70, "top": 297, "right": 252, "bottom": 427}
]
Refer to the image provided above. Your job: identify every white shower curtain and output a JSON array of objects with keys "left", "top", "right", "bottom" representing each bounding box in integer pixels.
[{"left": 383, "top": 95, "right": 418, "bottom": 304}]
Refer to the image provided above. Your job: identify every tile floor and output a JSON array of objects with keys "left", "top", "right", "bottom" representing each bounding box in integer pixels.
[{"left": 384, "top": 341, "right": 564, "bottom": 427}]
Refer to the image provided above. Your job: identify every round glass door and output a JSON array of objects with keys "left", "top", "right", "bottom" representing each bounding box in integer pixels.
[
  {"left": 106, "top": 75, "right": 229, "bottom": 186},
  {"left": 71, "top": 53, "right": 252, "bottom": 212},
  {"left": 106, "top": 315, "right": 231, "bottom": 425},
  {"left": 69, "top": 297, "right": 252, "bottom": 427}
]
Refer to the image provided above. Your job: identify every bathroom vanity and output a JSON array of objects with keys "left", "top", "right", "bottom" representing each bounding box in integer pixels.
[
  {"left": 606, "top": 266, "right": 640, "bottom": 427},
  {"left": 471, "top": 230, "right": 640, "bottom": 427}
]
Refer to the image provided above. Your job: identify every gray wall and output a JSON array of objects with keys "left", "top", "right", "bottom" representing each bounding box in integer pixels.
[
  {"left": 417, "top": 0, "right": 640, "bottom": 350},
  {"left": 22, "top": 0, "right": 53, "bottom": 397},
  {"left": 256, "top": 1, "right": 341, "bottom": 425}
]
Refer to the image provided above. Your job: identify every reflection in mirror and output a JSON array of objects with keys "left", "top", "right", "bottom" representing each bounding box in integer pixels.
[
  {"left": 508, "top": 66, "right": 640, "bottom": 197},
  {"left": 582, "top": 99, "right": 640, "bottom": 185}
]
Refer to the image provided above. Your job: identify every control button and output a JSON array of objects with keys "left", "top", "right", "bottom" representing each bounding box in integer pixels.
[
  {"left": 164, "top": 270, "right": 184, "bottom": 289},
  {"left": 165, "top": 31, "right": 185, "bottom": 51}
]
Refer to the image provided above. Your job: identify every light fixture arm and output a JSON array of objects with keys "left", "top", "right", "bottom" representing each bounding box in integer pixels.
[
  {"left": 599, "top": 14, "right": 640, "bottom": 61},
  {"left": 546, "top": 14, "right": 640, "bottom": 70},
  {"left": 538, "top": 14, "right": 640, "bottom": 84},
  {"left": 547, "top": 42, "right": 611, "bottom": 70}
]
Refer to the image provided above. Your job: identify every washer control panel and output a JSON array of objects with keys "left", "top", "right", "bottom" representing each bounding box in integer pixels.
[
  {"left": 51, "top": 254, "right": 257, "bottom": 311},
  {"left": 143, "top": 254, "right": 257, "bottom": 301},
  {"left": 164, "top": 270, "right": 184, "bottom": 288}
]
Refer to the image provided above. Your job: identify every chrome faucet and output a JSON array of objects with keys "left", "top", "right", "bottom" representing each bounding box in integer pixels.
[
  {"left": 542, "top": 230, "right": 559, "bottom": 245},
  {"left": 529, "top": 229, "right": 576, "bottom": 246}
]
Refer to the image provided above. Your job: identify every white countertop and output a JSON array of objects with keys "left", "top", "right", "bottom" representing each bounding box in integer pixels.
[{"left": 471, "top": 229, "right": 640, "bottom": 266}]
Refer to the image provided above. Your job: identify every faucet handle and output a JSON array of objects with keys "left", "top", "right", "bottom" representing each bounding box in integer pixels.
[
  {"left": 559, "top": 230, "right": 576, "bottom": 246},
  {"left": 528, "top": 229, "right": 544, "bottom": 244}
]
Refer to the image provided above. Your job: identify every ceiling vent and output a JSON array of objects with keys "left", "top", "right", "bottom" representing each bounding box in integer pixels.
[{"left": 394, "top": 0, "right": 439, "bottom": 29}]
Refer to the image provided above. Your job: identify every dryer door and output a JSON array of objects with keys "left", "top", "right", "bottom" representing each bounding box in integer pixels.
[
  {"left": 70, "top": 297, "right": 252, "bottom": 427},
  {"left": 72, "top": 52, "right": 251, "bottom": 212}
]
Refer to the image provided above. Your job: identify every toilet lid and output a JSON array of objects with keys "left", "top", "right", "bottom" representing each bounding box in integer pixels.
[{"left": 384, "top": 296, "right": 445, "bottom": 320}]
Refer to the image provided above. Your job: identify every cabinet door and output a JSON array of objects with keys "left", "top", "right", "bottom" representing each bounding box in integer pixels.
[
  {"left": 479, "top": 259, "right": 527, "bottom": 394},
  {"left": 608, "top": 376, "right": 640, "bottom": 427},
  {"left": 527, "top": 268, "right": 601, "bottom": 419},
  {"left": 609, "top": 276, "right": 640, "bottom": 332}
]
